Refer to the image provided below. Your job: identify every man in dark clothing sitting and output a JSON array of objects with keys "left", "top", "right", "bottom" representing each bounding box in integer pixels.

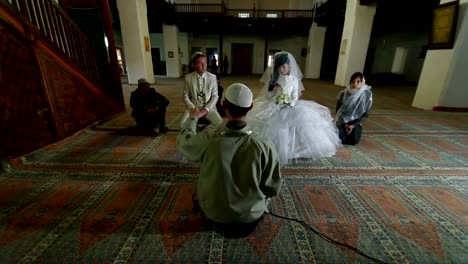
[
  {"left": 130, "top": 78, "right": 169, "bottom": 136},
  {"left": 215, "top": 76, "right": 226, "bottom": 117}
]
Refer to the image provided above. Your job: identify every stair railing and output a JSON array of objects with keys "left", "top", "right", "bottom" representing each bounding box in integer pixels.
[{"left": 7, "top": 0, "right": 107, "bottom": 81}]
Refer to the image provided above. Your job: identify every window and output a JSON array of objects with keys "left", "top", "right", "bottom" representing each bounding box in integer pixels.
[
  {"left": 266, "top": 13, "right": 278, "bottom": 18},
  {"left": 238, "top": 13, "right": 250, "bottom": 18},
  {"left": 268, "top": 49, "right": 282, "bottom": 67}
]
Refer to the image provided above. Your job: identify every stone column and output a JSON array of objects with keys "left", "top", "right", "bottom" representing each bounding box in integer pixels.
[
  {"left": 116, "top": 0, "right": 154, "bottom": 84},
  {"left": 304, "top": 23, "right": 326, "bottom": 79},
  {"left": 334, "top": 0, "right": 376, "bottom": 86},
  {"left": 163, "top": 24, "right": 182, "bottom": 78},
  {"left": 391, "top": 47, "right": 408, "bottom": 74},
  {"left": 412, "top": 0, "right": 468, "bottom": 110}
]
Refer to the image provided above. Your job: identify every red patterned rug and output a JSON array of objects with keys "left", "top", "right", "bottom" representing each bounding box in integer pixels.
[
  {"left": 0, "top": 167, "right": 466, "bottom": 263},
  {"left": 1, "top": 78, "right": 467, "bottom": 263}
]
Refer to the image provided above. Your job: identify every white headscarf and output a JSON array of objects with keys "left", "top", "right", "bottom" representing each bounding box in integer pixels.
[
  {"left": 260, "top": 51, "right": 304, "bottom": 95},
  {"left": 335, "top": 79, "right": 372, "bottom": 126}
]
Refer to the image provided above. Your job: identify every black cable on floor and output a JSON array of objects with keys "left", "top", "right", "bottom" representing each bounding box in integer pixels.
[{"left": 267, "top": 210, "right": 389, "bottom": 264}]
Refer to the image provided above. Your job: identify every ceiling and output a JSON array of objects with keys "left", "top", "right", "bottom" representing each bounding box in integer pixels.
[{"left": 110, "top": 0, "right": 440, "bottom": 36}]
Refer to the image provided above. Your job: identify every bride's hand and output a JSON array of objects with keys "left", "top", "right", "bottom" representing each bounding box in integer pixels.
[{"left": 273, "top": 85, "right": 281, "bottom": 92}]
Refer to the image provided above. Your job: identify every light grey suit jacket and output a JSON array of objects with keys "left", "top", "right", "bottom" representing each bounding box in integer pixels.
[{"left": 183, "top": 71, "right": 218, "bottom": 111}]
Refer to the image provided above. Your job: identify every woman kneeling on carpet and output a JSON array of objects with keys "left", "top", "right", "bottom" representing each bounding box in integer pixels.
[{"left": 335, "top": 72, "right": 373, "bottom": 145}]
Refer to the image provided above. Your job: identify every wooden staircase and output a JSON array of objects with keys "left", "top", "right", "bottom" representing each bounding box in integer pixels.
[{"left": 0, "top": 0, "right": 125, "bottom": 160}]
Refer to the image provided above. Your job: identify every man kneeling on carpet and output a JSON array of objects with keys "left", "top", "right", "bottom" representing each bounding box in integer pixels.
[
  {"left": 130, "top": 78, "right": 169, "bottom": 136},
  {"left": 177, "top": 83, "right": 282, "bottom": 238}
]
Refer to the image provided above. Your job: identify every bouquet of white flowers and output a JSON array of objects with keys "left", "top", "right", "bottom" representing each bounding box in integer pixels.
[{"left": 275, "top": 93, "right": 292, "bottom": 106}]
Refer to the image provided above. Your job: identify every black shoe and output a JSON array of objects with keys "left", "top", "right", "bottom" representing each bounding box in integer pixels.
[
  {"left": 159, "top": 126, "right": 169, "bottom": 133},
  {"left": 192, "top": 194, "right": 201, "bottom": 212}
]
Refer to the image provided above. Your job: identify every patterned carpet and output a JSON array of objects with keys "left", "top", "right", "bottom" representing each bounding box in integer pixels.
[{"left": 1, "top": 77, "right": 467, "bottom": 263}]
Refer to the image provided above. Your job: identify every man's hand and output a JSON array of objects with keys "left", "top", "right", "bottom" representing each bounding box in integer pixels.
[
  {"left": 189, "top": 108, "right": 200, "bottom": 117},
  {"left": 189, "top": 108, "right": 207, "bottom": 118},
  {"left": 199, "top": 108, "right": 209, "bottom": 117},
  {"left": 345, "top": 124, "right": 355, "bottom": 135},
  {"left": 273, "top": 85, "right": 281, "bottom": 93}
]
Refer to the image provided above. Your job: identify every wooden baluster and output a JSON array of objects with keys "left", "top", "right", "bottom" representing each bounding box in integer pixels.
[
  {"left": 89, "top": 46, "right": 100, "bottom": 80},
  {"left": 29, "top": 1, "right": 43, "bottom": 31},
  {"left": 18, "top": 0, "right": 32, "bottom": 22},
  {"left": 58, "top": 15, "right": 72, "bottom": 59},
  {"left": 35, "top": 0, "right": 50, "bottom": 38},
  {"left": 73, "top": 30, "right": 84, "bottom": 71},
  {"left": 70, "top": 22, "right": 84, "bottom": 67},
  {"left": 39, "top": 0, "right": 54, "bottom": 42},
  {"left": 44, "top": 0, "right": 59, "bottom": 48},
  {"left": 50, "top": 1, "right": 66, "bottom": 52},
  {"left": 76, "top": 28, "right": 88, "bottom": 72},
  {"left": 64, "top": 21, "right": 77, "bottom": 63},
  {"left": 55, "top": 8, "right": 67, "bottom": 54},
  {"left": 12, "top": 0, "right": 20, "bottom": 11},
  {"left": 77, "top": 36, "right": 89, "bottom": 74},
  {"left": 84, "top": 39, "right": 95, "bottom": 77},
  {"left": 29, "top": 1, "right": 40, "bottom": 29}
]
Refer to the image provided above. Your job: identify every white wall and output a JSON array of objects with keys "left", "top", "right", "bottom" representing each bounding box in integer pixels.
[
  {"left": 258, "top": 0, "right": 289, "bottom": 9},
  {"left": 149, "top": 32, "right": 189, "bottom": 65},
  {"left": 179, "top": 32, "right": 189, "bottom": 65},
  {"left": 180, "top": 33, "right": 308, "bottom": 74},
  {"left": 226, "top": 0, "right": 256, "bottom": 9},
  {"left": 370, "top": 33, "right": 427, "bottom": 83},
  {"left": 269, "top": 35, "right": 308, "bottom": 71},
  {"left": 162, "top": 24, "right": 182, "bottom": 77},
  {"left": 149, "top": 33, "right": 165, "bottom": 60},
  {"left": 222, "top": 35, "right": 266, "bottom": 74},
  {"left": 190, "top": 34, "right": 219, "bottom": 56},
  {"left": 439, "top": 2, "right": 468, "bottom": 107}
]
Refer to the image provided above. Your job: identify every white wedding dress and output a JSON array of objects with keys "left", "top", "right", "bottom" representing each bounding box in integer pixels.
[{"left": 247, "top": 75, "right": 341, "bottom": 164}]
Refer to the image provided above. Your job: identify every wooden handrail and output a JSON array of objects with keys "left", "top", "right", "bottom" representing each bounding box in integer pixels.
[{"left": 8, "top": 0, "right": 108, "bottom": 82}]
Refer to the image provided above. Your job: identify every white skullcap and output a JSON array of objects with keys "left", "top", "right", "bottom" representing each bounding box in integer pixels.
[
  {"left": 191, "top": 51, "right": 204, "bottom": 61},
  {"left": 137, "top": 78, "right": 149, "bottom": 85},
  {"left": 223, "top": 83, "right": 253, "bottom": 108}
]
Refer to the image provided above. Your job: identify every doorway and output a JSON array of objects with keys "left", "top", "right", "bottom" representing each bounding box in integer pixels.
[
  {"left": 151, "top": 48, "right": 166, "bottom": 75},
  {"left": 231, "top": 43, "right": 253, "bottom": 75},
  {"left": 206, "top": 48, "right": 218, "bottom": 75},
  {"left": 320, "top": 11, "right": 344, "bottom": 80}
]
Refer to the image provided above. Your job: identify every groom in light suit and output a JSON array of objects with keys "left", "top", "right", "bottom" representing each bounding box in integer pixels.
[{"left": 180, "top": 52, "right": 219, "bottom": 127}]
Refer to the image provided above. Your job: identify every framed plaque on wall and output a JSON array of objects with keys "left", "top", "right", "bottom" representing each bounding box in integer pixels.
[{"left": 428, "top": 1, "right": 459, "bottom": 49}]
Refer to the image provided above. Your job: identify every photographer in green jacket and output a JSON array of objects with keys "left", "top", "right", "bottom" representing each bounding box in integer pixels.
[{"left": 177, "top": 83, "right": 282, "bottom": 238}]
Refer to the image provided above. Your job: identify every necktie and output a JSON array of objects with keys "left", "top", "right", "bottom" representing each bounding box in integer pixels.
[
  {"left": 198, "top": 76, "right": 204, "bottom": 91},
  {"left": 197, "top": 76, "right": 205, "bottom": 107}
]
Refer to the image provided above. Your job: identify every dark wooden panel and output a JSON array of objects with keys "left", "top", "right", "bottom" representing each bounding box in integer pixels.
[
  {"left": 0, "top": 19, "right": 56, "bottom": 160},
  {"left": 38, "top": 51, "right": 119, "bottom": 136},
  {"left": 0, "top": 1, "right": 123, "bottom": 160},
  {"left": 231, "top": 43, "right": 253, "bottom": 75}
]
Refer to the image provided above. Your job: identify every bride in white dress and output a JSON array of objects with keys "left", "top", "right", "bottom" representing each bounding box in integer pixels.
[{"left": 246, "top": 51, "right": 341, "bottom": 164}]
